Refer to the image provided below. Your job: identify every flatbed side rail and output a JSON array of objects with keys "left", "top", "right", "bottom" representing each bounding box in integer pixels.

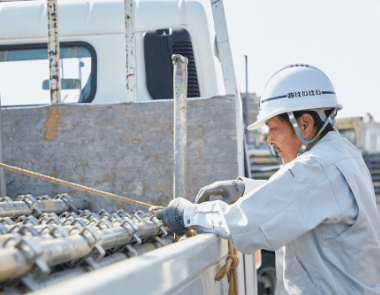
[{"left": 31, "top": 233, "right": 229, "bottom": 295}]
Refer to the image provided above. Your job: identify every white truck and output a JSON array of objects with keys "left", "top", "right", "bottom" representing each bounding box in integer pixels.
[
  {"left": 0, "top": 0, "right": 225, "bottom": 105},
  {"left": 0, "top": 0, "right": 265, "bottom": 294}
]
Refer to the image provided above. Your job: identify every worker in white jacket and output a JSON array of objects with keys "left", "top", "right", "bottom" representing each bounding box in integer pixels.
[{"left": 156, "top": 64, "right": 380, "bottom": 294}]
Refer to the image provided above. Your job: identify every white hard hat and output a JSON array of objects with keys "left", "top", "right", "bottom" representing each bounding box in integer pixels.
[{"left": 248, "top": 64, "right": 342, "bottom": 131}]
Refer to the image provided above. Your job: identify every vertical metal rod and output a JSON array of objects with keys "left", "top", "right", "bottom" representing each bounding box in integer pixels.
[
  {"left": 0, "top": 95, "right": 6, "bottom": 198},
  {"left": 124, "top": 0, "right": 137, "bottom": 101},
  {"left": 245, "top": 55, "right": 248, "bottom": 95},
  {"left": 47, "top": 0, "right": 61, "bottom": 104},
  {"left": 210, "top": 1, "right": 255, "bottom": 293},
  {"left": 244, "top": 55, "right": 248, "bottom": 130},
  {"left": 210, "top": 0, "right": 244, "bottom": 176},
  {"left": 172, "top": 54, "right": 188, "bottom": 199}
]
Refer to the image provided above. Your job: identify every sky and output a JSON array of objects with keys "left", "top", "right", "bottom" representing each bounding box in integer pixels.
[{"left": 223, "top": 0, "right": 380, "bottom": 122}]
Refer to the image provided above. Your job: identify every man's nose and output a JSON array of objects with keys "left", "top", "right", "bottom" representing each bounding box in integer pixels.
[{"left": 267, "top": 133, "right": 274, "bottom": 145}]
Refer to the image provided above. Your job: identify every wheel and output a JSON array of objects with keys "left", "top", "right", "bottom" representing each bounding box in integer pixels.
[{"left": 257, "top": 251, "right": 276, "bottom": 295}]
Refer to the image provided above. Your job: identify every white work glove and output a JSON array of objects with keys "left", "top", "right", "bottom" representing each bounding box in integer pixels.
[{"left": 195, "top": 180, "right": 245, "bottom": 204}]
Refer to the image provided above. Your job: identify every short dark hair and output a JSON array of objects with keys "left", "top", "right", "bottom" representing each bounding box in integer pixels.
[{"left": 277, "top": 109, "right": 335, "bottom": 138}]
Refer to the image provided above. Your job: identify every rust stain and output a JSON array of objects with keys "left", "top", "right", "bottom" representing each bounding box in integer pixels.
[
  {"left": 195, "top": 150, "right": 202, "bottom": 159},
  {"left": 154, "top": 167, "right": 162, "bottom": 177},
  {"left": 80, "top": 158, "right": 90, "bottom": 169},
  {"left": 97, "top": 120, "right": 119, "bottom": 129},
  {"left": 44, "top": 107, "right": 61, "bottom": 141},
  {"left": 116, "top": 203, "right": 125, "bottom": 210},
  {"left": 84, "top": 192, "right": 93, "bottom": 199},
  {"left": 85, "top": 123, "right": 92, "bottom": 134},
  {"left": 154, "top": 155, "right": 160, "bottom": 162},
  {"left": 197, "top": 100, "right": 207, "bottom": 109},
  {"left": 143, "top": 183, "right": 151, "bottom": 194},
  {"left": 103, "top": 171, "right": 114, "bottom": 182},
  {"left": 154, "top": 195, "right": 171, "bottom": 206},
  {"left": 133, "top": 139, "right": 139, "bottom": 144},
  {"left": 84, "top": 107, "right": 91, "bottom": 116},
  {"left": 155, "top": 183, "right": 165, "bottom": 193}
]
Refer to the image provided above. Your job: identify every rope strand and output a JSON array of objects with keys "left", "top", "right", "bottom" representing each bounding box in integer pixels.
[
  {"left": 0, "top": 162, "right": 153, "bottom": 209},
  {"left": 216, "top": 240, "right": 239, "bottom": 295}
]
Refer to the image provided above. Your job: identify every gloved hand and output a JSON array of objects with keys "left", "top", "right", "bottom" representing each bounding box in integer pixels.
[
  {"left": 155, "top": 197, "right": 192, "bottom": 236},
  {"left": 195, "top": 180, "right": 245, "bottom": 204}
]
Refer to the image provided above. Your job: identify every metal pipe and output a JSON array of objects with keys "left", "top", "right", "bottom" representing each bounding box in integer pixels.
[
  {"left": 124, "top": 0, "right": 137, "bottom": 101},
  {"left": 0, "top": 95, "right": 6, "bottom": 198},
  {"left": 17, "top": 237, "right": 174, "bottom": 292},
  {"left": 172, "top": 54, "right": 188, "bottom": 199},
  {"left": 0, "top": 216, "right": 164, "bottom": 282},
  {"left": 0, "top": 197, "right": 70, "bottom": 218},
  {"left": 47, "top": 0, "right": 61, "bottom": 104}
]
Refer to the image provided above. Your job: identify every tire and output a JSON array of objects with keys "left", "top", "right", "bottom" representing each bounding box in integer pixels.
[{"left": 257, "top": 251, "right": 276, "bottom": 295}]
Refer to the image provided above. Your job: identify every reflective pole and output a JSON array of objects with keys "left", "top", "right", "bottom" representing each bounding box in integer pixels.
[
  {"left": 47, "top": 0, "right": 61, "bottom": 104},
  {"left": 124, "top": 0, "right": 137, "bottom": 101},
  {"left": 172, "top": 54, "right": 188, "bottom": 199}
]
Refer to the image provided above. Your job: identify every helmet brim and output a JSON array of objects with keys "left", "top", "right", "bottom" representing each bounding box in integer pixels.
[{"left": 247, "top": 104, "right": 342, "bottom": 130}]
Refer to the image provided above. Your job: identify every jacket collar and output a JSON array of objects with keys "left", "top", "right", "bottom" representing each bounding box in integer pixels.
[{"left": 311, "top": 130, "right": 340, "bottom": 150}]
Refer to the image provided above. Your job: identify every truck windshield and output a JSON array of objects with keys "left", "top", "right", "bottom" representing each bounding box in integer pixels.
[{"left": 0, "top": 42, "right": 96, "bottom": 106}]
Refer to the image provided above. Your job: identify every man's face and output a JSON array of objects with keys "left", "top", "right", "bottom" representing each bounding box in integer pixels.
[{"left": 266, "top": 116, "right": 301, "bottom": 164}]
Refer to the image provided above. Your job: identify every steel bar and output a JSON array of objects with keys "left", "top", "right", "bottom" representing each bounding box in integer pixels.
[
  {"left": 172, "top": 54, "right": 188, "bottom": 199},
  {"left": 0, "top": 214, "right": 165, "bottom": 282},
  {"left": 47, "top": 0, "right": 61, "bottom": 103},
  {"left": 124, "top": 0, "right": 137, "bottom": 101},
  {"left": 0, "top": 194, "right": 73, "bottom": 218}
]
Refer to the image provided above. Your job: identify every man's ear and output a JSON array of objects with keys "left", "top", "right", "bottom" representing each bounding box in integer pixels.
[{"left": 298, "top": 114, "right": 315, "bottom": 139}]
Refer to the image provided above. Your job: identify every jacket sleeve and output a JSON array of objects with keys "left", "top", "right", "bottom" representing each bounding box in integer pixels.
[
  {"left": 237, "top": 176, "right": 268, "bottom": 196},
  {"left": 183, "top": 157, "right": 342, "bottom": 254}
]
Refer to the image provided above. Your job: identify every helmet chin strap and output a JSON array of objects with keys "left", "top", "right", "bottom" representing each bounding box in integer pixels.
[{"left": 287, "top": 108, "right": 338, "bottom": 156}]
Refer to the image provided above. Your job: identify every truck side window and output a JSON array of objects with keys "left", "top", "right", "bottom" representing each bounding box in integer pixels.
[{"left": 0, "top": 42, "right": 96, "bottom": 106}]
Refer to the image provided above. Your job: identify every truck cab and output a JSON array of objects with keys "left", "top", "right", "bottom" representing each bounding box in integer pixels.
[{"left": 0, "top": 0, "right": 225, "bottom": 106}]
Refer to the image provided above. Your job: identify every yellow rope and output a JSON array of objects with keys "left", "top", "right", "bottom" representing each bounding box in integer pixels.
[
  {"left": 216, "top": 240, "right": 239, "bottom": 295},
  {"left": 0, "top": 162, "right": 156, "bottom": 210}
]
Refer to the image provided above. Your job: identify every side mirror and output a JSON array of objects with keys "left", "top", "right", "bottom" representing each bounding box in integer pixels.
[{"left": 42, "top": 79, "right": 81, "bottom": 90}]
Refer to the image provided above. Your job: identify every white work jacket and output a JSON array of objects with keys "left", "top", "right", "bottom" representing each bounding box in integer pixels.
[{"left": 184, "top": 131, "right": 380, "bottom": 294}]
